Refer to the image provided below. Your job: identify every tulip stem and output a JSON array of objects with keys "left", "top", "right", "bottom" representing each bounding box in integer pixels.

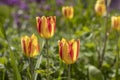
[
  {"left": 115, "top": 32, "right": 119, "bottom": 80},
  {"left": 29, "top": 58, "right": 34, "bottom": 80},
  {"left": 46, "top": 39, "right": 50, "bottom": 80},
  {"left": 68, "top": 64, "right": 71, "bottom": 80},
  {"left": 99, "top": 6, "right": 109, "bottom": 69}
]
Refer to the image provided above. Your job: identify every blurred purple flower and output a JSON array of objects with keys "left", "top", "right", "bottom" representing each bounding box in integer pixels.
[
  {"left": 29, "top": 0, "right": 46, "bottom": 3},
  {"left": 0, "top": 0, "right": 20, "bottom": 6},
  {"left": 55, "top": 11, "right": 61, "bottom": 16},
  {"left": 56, "top": 0, "right": 64, "bottom": 5},
  {"left": 109, "top": 0, "right": 120, "bottom": 10},
  {"left": 24, "top": 15, "right": 29, "bottom": 20},
  {"left": 20, "top": 1, "right": 28, "bottom": 10},
  {"left": 7, "top": 0, "right": 20, "bottom": 5},
  {"left": 13, "top": 13, "right": 21, "bottom": 27},
  {"left": 36, "top": 0, "right": 46, "bottom": 3},
  {"left": 44, "top": 5, "right": 51, "bottom": 10}
]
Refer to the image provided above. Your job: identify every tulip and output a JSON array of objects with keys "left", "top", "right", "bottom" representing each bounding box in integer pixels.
[
  {"left": 111, "top": 16, "right": 120, "bottom": 31},
  {"left": 62, "top": 6, "right": 74, "bottom": 19},
  {"left": 58, "top": 38, "right": 80, "bottom": 64},
  {"left": 95, "top": 0, "right": 106, "bottom": 16},
  {"left": 36, "top": 16, "right": 56, "bottom": 39},
  {"left": 21, "top": 34, "right": 39, "bottom": 57}
]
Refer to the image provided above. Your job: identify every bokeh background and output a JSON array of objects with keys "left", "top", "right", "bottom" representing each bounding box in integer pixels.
[{"left": 0, "top": 0, "right": 120, "bottom": 80}]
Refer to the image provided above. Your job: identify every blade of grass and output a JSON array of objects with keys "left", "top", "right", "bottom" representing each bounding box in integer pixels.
[{"left": 1, "top": 24, "right": 22, "bottom": 80}]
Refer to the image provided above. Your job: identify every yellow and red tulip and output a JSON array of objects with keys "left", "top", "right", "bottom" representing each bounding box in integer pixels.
[
  {"left": 36, "top": 16, "right": 56, "bottom": 39},
  {"left": 58, "top": 38, "right": 80, "bottom": 64},
  {"left": 95, "top": 0, "right": 106, "bottom": 16},
  {"left": 21, "top": 34, "right": 39, "bottom": 57},
  {"left": 62, "top": 6, "right": 74, "bottom": 19},
  {"left": 111, "top": 16, "right": 120, "bottom": 31}
]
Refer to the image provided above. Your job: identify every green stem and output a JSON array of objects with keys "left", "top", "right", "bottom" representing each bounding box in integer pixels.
[
  {"left": 46, "top": 39, "right": 50, "bottom": 80},
  {"left": 115, "top": 32, "right": 119, "bottom": 80},
  {"left": 68, "top": 64, "right": 71, "bottom": 80},
  {"left": 87, "top": 67, "right": 90, "bottom": 80},
  {"left": 29, "top": 58, "right": 34, "bottom": 80},
  {"left": 2, "top": 69, "right": 5, "bottom": 80},
  {"left": 99, "top": 2, "right": 109, "bottom": 69},
  {"left": 116, "top": 53, "right": 119, "bottom": 80}
]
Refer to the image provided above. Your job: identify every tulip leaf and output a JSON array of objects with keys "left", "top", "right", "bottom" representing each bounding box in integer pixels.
[
  {"left": 0, "top": 57, "right": 7, "bottom": 65},
  {"left": 89, "top": 65, "right": 104, "bottom": 80},
  {"left": 34, "top": 55, "right": 42, "bottom": 80},
  {"left": 0, "top": 23, "right": 6, "bottom": 39},
  {"left": 35, "top": 69, "right": 46, "bottom": 74},
  {"left": 10, "top": 51, "right": 22, "bottom": 80},
  {"left": 34, "top": 39, "right": 44, "bottom": 80},
  {"left": 0, "top": 5, "right": 10, "bottom": 39}
]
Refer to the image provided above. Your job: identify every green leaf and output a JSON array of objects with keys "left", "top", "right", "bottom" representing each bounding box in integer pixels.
[
  {"left": 35, "top": 69, "right": 46, "bottom": 74},
  {"left": 10, "top": 51, "right": 22, "bottom": 80},
  {"left": 0, "top": 5, "right": 10, "bottom": 39},
  {"left": 0, "top": 23, "right": 6, "bottom": 39},
  {"left": 89, "top": 65, "right": 104, "bottom": 80},
  {"left": 83, "top": 26, "right": 90, "bottom": 32},
  {"left": 34, "top": 56, "right": 42, "bottom": 80},
  {"left": 0, "top": 5, "right": 10, "bottom": 20},
  {"left": 85, "top": 42, "right": 95, "bottom": 48},
  {"left": 0, "top": 57, "right": 7, "bottom": 64},
  {"left": 34, "top": 39, "right": 44, "bottom": 80}
]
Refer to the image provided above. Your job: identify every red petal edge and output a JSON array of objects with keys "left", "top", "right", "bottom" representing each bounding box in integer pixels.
[
  {"left": 47, "top": 17, "right": 52, "bottom": 34},
  {"left": 76, "top": 40, "right": 80, "bottom": 59},
  {"left": 69, "top": 43, "right": 74, "bottom": 61},
  {"left": 23, "top": 40, "right": 27, "bottom": 54},
  {"left": 28, "top": 39, "right": 32, "bottom": 55},
  {"left": 59, "top": 42, "right": 63, "bottom": 59},
  {"left": 38, "top": 17, "right": 41, "bottom": 33}
]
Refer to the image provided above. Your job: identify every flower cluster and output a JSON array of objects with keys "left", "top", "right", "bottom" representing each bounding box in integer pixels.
[{"left": 21, "top": 5, "right": 80, "bottom": 65}]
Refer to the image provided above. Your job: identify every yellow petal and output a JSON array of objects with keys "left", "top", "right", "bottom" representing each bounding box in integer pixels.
[
  {"left": 30, "top": 34, "right": 39, "bottom": 57},
  {"left": 72, "top": 41, "right": 77, "bottom": 62},
  {"left": 41, "top": 16, "right": 51, "bottom": 38},
  {"left": 62, "top": 41, "right": 73, "bottom": 64}
]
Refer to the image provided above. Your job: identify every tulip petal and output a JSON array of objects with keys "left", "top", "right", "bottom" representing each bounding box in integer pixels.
[
  {"left": 58, "top": 41, "right": 63, "bottom": 59},
  {"left": 71, "top": 41, "right": 77, "bottom": 62},
  {"left": 62, "top": 41, "right": 73, "bottom": 64},
  {"left": 21, "top": 34, "right": 39, "bottom": 57},
  {"left": 30, "top": 34, "right": 39, "bottom": 57},
  {"left": 41, "top": 16, "right": 51, "bottom": 38},
  {"left": 76, "top": 40, "right": 80, "bottom": 60},
  {"left": 111, "top": 16, "right": 120, "bottom": 31}
]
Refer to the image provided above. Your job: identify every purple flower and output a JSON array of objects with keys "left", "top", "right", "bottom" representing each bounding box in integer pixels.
[
  {"left": 12, "top": 13, "right": 21, "bottom": 28},
  {"left": 20, "top": 1, "right": 28, "bottom": 10},
  {"left": 56, "top": 0, "right": 64, "bottom": 5},
  {"left": 0, "top": 0, "right": 20, "bottom": 6},
  {"left": 7, "top": 0, "right": 20, "bottom": 5},
  {"left": 36, "top": 0, "right": 46, "bottom": 3},
  {"left": 109, "top": 0, "right": 120, "bottom": 10},
  {"left": 44, "top": 5, "right": 51, "bottom": 10}
]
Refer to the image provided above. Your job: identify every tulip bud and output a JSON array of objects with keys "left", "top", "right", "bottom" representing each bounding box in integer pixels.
[
  {"left": 62, "top": 6, "right": 74, "bottom": 19},
  {"left": 21, "top": 34, "right": 39, "bottom": 57},
  {"left": 111, "top": 16, "right": 120, "bottom": 31},
  {"left": 95, "top": 0, "right": 106, "bottom": 16},
  {"left": 36, "top": 16, "right": 56, "bottom": 39},
  {"left": 58, "top": 38, "right": 80, "bottom": 64}
]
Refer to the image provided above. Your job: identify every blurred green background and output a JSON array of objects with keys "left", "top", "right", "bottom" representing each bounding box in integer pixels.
[{"left": 0, "top": 0, "right": 120, "bottom": 80}]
